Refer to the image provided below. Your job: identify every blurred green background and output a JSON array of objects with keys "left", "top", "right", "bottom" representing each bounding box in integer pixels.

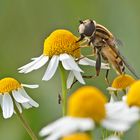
[{"left": 0, "top": 0, "right": 140, "bottom": 139}]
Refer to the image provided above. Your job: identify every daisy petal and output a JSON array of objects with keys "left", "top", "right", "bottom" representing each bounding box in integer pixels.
[
  {"left": 73, "top": 71, "right": 85, "bottom": 84},
  {"left": 22, "top": 102, "right": 32, "bottom": 109},
  {"left": 19, "top": 55, "right": 49, "bottom": 73},
  {"left": 79, "top": 57, "right": 110, "bottom": 69},
  {"left": 12, "top": 90, "right": 29, "bottom": 103},
  {"left": 60, "top": 54, "right": 83, "bottom": 72},
  {"left": 105, "top": 136, "right": 120, "bottom": 140},
  {"left": 21, "top": 84, "right": 39, "bottom": 89},
  {"left": 42, "top": 55, "right": 59, "bottom": 81},
  {"left": 67, "top": 71, "right": 75, "bottom": 89},
  {"left": 19, "top": 88, "right": 39, "bottom": 107},
  {"left": 15, "top": 101, "right": 22, "bottom": 113},
  {"left": 79, "top": 57, "right": 96, "bottom": 66},
  {"left": 18, "top": 55, "right": 44, "bottom": 70},
  {"left": 2, "top": 94, "right": 14, "bottom": 119},
  {"left": 40, "top": 117, "right": 94, "bottom": 138}
]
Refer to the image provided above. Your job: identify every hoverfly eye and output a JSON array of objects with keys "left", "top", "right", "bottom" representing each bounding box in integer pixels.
[{"left": 84, "top": 21, "right": 96, "bottom": 37}]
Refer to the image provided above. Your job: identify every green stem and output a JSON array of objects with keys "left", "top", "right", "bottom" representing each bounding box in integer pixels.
[
  {"left": 14, "top": 103, "right": 38, "bottom": 140},
  {"left": 59, "top": 63, "right": 67, "bottom": 116}
]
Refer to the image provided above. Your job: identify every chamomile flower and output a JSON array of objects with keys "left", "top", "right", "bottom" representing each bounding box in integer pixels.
[
  {"left": 40, "top": 86, "right": 138, "bottom": 140},
  {"left": 107, "top": 74, "right": 135, "bottom": 91},
  {"left": 0, "top": 77, "right": 39, "bottom": 119},
  {"left": 107, "top": 74, "right": 136, "bottom": 102},
  {"left": 18, "top": 29, "right": 109, "bottom": 88},
  {"left": 61, "top": 133, "right": 92, "bottom": 140}
]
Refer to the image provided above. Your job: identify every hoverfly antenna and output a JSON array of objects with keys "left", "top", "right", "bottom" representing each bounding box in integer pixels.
[{"left": 79, "top": 20, "right": 83, "bottom": 24}]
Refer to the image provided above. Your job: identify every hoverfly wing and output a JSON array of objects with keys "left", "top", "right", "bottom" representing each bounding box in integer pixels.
[{"left": 110, "top": 45, "right": 140, "bottom": 79}]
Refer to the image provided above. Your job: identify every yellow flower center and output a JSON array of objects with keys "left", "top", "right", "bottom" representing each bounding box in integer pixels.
[
  {"left": 61, "top": 133, "right": 92, "bottom": 140},
  {"left": 112, "top": 74, "right": 135, "bottom": 89},
  {"left": 68, "top": 86, "right": 107, "bottom": 123},
  {"left": 127, "top": 80, "right": 140, "bottom": 107},
  {"left": 43, "top": 29, "right": 80, "bottom": 58},
  {"left": 0, "top": 77, "right": 21, "bottom": 93}
]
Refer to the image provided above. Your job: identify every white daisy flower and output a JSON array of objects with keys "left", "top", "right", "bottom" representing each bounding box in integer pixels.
[
  {"left": 18, "top": 30, "right": 109, "bottom": 88},
  {"left": 0, "top": 77, "right": 39, "bottom": 119},
  {"left": 107, "top": 74, "right": 136, "bottom": 102},
  {"left": 40, "top": 117, "right": 94, "bottom": 140},
  {"left": 39, "top": 86, "right": 139, "bottom": 140}
]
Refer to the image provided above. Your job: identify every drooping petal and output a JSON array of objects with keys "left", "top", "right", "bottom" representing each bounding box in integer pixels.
[
  {"left": 40, "top": 117, "right": 94, "bottom": 140},
  {"left": 2, "top": 94, "right": 14, "bottom": 119},
  {"left": 12, "top": 90, "right": 29, "bottom": 103},
  {"left": 67, "top": 71, "right": 75, "bottom": 89},
  {"left": 42, "top": 55, "right": 59, "bottom": 81},
  {"left": 78, "top": 57, "right": 110, "bottom": 69},
  {"left": 19, "top": 55, "right": 49, "bottom": 73},
  {"left": 15, "top": 101, "right": 22, "bottom": 113},
  {"left": 21, "top": 84, "right": 39, "bottom": 89},
  {"left": 19, "top": 88, "right": 39, "bottom": 107},
  {"left": 22, "top": 102, "right": 32, "bottom": 109},
  {"left": 72, "top": 71, "right": 85, "bottom": 85},
  {"left": 60, "top": 54, "right": 83, "bottom": 72}
]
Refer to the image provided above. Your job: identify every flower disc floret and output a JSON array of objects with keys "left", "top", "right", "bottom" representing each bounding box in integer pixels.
[
  {"left": 127, "top": 80, "right": 140, "bottom": 107},
  {"left": 0, "top": 77, "right": 21, "bottom": 93},
  {"left": 112, "top": 74, "right": 135, "bottom": 89},
  {"left": 62, "top": 133, "right": 92, "bottom": 140},
  {"left": 43, "top": 29, "right": 80, "bottom": 58},
  {"left": 68, "top": 86, "right": 107, "bottom": 123}
]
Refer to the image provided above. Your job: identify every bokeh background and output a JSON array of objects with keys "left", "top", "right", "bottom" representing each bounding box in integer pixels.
[{"left": 0, "top": 0, "right": 140, "bottom": 139}]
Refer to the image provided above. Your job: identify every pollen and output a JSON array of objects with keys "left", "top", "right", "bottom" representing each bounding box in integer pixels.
[
  {"left": 61, "top": 133, "right": 92, "bottom": 140},
  {"left": 112, "top": 74, "right": 135, "bottom": 89},
  {"left": 0, "top": 77, "right": 21, "bottom": 93},
  {"left": 68, "top": 86, "right": 107, "bottom": 123},
  {"left": 43, "top": 29, "right": 80, "bottom": 58},
  {"left": 127, "top": 80, "right": 140, "bottom": 107}
]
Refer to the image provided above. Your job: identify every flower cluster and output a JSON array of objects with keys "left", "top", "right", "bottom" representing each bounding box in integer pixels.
[{"left": 1, "top": 26, "right": 140, "bottom": 140}]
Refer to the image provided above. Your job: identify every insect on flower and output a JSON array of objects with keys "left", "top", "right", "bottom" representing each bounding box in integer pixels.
[{"left": 77, "top": 19, "right": 140, "bottom": 82}]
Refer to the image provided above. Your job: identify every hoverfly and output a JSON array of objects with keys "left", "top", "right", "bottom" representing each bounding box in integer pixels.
[{"left": 77, "top": 19, "right": 140, "bottom": 81}]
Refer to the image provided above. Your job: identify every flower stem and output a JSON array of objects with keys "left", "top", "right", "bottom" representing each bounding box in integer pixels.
[
  {"left": 14, "top": 103, "right": 38, "bottom": 140},
  {"left": 59, "top": 63, "right": 67, "bottom": 116}
]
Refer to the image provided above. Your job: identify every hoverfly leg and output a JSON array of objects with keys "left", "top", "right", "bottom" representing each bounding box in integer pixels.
[
  {"left": 95, "top": 49, "right": 101, "bottom": 76},
  {"left": 105, "top": 69, "right": 110, "bottom": 85}
]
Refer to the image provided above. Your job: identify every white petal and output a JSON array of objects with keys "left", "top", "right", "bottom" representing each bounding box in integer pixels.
[
  {"left": 21, "top": 84, "right": 39, "bottom": 89},
  {"left": 40, "top": 117, "right": 94, "bottom": 140},
  {"left": 2, "top": 94, "right": 14, "bottom": 119},
  {"left": 18, "top": 55, "right": 44, "bottom": 70},
  {"left": 67, "top": 71, "right": 75, "bottom": 89},
  {"left": 15, "top": 101, "right": 22, "bottom": 113},
  {"left": 12, "top": 90, "right": 29, "bottom": 103},
  {"left": 19, "top": 88, "right": 39, "bottom": 107},
  {"left": 101, "top": 118, "right": 130, "bottom": 131},
  {"left": 73, "top": 71, "right": 85, "bottom": 84},
  {"left": 60, "top": 54, "right": 83, "bottom": 72},
  {"left": 105, "top": 136, "right": 120, "bottom": 140},
  {"left": 42, "top": 55, "right": 59, "bottom": 81},
  {"left": 22, "top": 102, "right": 32, "bottom": 109},
  {"left": 19, "top": 55, "right": 49, "bottom": 73},
  {"left": 102, "top": 102, "right": 140, "bottom": 131},
  {"left": 79, "top": 57, "right": 96, "bottom": 66},
  {"left": 79, "top": 57, "right": 110, "bottom": 69}
]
